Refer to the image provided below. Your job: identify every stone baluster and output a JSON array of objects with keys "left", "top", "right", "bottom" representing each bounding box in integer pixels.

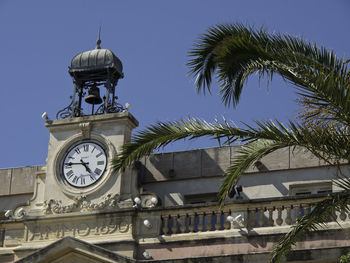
[
  {"left": 197, "top": 212, "right": 204, "bottom": 232},
  {"left": 171, "top": 214, "right": 178, "bottom": 234},
  {"left": 189, "top": 213, "right": 195, "bottom": 232},
  {"left": 303, "top": 204, "right": 310, "bottom": 215},
  {"left": 223, "top": 211, "right": 231, "bottom": 230},
  {"left": 276, "top": 206, "right": 283, "bottom": 226},
  {"left": 267, "top": 207, "right": 274, "bottom": 226},
  {"left": 258, "top": 207, "right": 265, "bottom": 227},
  {"left": 179, "top": 214, "right": 187, "bottom": 233},
  {"left": 206, "top": 212, "right": 213, "bottom": 231},
  {"left": 294, "top": 205, "right": 300, "bottom": 223},
  {"left": 162, "top": 215, "right": 169, "bottom": 235},
  {"left": 285, "top": 206, "right": 292, "bottom": 225},
  {"left": 214, "top": 210, "right": 222, "bottom": 230},
  {"left": 340, "top": 210, "right": 347, "bottom": 221},
  {"left": 248, "top": 208, "right": 256, "bottom": 228}
]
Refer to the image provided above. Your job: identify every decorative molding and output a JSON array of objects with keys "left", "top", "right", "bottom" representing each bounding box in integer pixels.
[
  {"left": 43, "top": 194, "right": 120, "bottom": 214},
  {"left": 79, "top": 122, "right": 92, "bottom": 138}
]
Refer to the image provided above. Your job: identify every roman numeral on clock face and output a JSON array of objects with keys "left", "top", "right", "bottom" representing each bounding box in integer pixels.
[
  {"left": 83, "top": 145, "right": 89, "bottom": 152},
  {"left": 97, "top": 161, "right": 104, "bottom": 165},
  {"left": 96, "top": 152, "right": 103, "bottom": 158},
  {"left": 72, "top": 176, "right": 78, "bottom": 184},
  {"left": 66, "top": 170, "right": 74, "bottom": 178},
  {"left": 94, "top": 168, "right": 102, "bottom": 175},
  {"left": 75, "top": 148, "right": 81, "bottom": 154}
]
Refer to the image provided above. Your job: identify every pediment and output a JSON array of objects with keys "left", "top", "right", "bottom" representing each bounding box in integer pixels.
[{"left": 15, "top": 236, "right": 135, "bottom": 263}]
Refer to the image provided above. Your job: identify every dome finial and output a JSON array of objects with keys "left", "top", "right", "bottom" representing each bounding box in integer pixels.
[{"left": 96, "top": 26, "right": 101, "bottom": 49}]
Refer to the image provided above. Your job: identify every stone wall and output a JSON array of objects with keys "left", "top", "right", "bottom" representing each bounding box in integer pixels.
[
  {"left": 0, "top": 166, "right": 44, "bottom": 211},
  {"left": 139, "top": 146, "right": 325, "bottom": 183},
  {"left": 138, "top": 146, "right": 343, "bottom": 206}
]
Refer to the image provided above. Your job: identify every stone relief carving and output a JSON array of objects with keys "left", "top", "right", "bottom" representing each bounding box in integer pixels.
[{"left": 43, "top": 193, "right": 120, "bottom": 214}]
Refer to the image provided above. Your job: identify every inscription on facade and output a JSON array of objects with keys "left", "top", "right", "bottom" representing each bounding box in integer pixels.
[{"left": 25, "top": 217, "right": 130, "bottom": 242}]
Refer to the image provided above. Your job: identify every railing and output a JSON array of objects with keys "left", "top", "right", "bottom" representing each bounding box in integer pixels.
[{"left": 155, "top": 195, "right": 344, "bottom": 235}]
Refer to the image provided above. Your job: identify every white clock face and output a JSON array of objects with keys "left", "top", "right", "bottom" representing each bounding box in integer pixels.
[{"left": 62, "top": 141, "right": 107, "bottom": 188}]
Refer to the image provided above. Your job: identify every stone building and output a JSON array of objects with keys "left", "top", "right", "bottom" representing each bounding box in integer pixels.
[{"left": 0, "top": 39, "right": 350, "bottom": 263}]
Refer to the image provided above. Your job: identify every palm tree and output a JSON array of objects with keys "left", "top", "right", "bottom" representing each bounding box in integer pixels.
[{"left": 113, "top": 23, "right": 350, "bottom": 262}]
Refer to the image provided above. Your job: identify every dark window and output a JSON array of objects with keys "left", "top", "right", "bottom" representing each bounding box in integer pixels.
[{"left": 184, "top": 193, "right": 218, "bottom": 204}]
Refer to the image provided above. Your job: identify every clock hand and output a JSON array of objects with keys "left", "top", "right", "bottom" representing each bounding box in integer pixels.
[
  {"left": 80, "top": 159, "right": 92, "bottom": 173},
  {"left": 88, "top": 173, "right": 96, "bottom": 181},
  {"left": 65, "top": 162, "right": 89, "bottom": 165}
]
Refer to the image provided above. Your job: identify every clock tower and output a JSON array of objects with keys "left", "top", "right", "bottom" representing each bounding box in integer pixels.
[
  {"left": 26, "top": 33, "right": 139, "bottom": 216},
  {"left": 1, "top": 34, "right": 150, "bottom": 261}
]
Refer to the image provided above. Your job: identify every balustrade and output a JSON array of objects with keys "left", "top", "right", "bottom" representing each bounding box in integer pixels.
[{"left": 145, "top": 195, "right": 349, "bottom": 236}]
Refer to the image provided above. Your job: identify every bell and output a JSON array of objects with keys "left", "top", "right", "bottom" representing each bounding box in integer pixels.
[{"left": 85, "top": 86, "right": 103, "bottom": 105}]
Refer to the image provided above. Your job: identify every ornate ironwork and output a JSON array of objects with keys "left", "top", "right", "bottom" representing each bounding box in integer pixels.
[
  {"left": 56, "top": 29, "right": 125, "bottom": 119},
  {"left": 95, "top": 96, "right": 124, "bottom": 115},
  {"left": 56, "top": 81, "right": 83, "bottom": 119}
]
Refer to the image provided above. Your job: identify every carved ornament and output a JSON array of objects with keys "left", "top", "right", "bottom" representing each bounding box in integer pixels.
[
  {"left": 79, "top": 122, "right": 92, "bottom": 138},
  {"left": 43, "top": 194, "right": 120, "bottom": 214}
]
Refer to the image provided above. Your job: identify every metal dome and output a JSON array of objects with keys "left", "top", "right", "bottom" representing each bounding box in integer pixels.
[{"left": 69, "top": 48, "right": 124, "bottom": 81}]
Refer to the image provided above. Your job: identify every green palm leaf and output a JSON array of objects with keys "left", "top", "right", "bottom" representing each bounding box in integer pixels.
[
  {"left": 218, "top": 139, "right": 290, "bottom": 205},
  {"left": 114, "top": 118, "right": 350, "bottom": 201},
  {"left": 188, "top": 23, "right": 350, "bottom": 125},
  {"left": 113, "top": 23, "right": 350, "bottom": 263},
  {"left": 113, "top": 118, "right": 240, "bottom": 173}
]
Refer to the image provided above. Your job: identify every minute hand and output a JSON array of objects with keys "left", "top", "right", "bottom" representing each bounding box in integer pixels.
[{"left": 80, "top": 159, "right": 92, "bottom": 173}]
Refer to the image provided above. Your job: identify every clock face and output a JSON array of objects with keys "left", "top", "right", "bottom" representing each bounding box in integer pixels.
[{"left": 62, "top": 141, "right": 107, "bottom": 188}]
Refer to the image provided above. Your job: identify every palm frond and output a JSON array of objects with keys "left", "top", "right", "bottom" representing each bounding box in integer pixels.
[
  {"left": 113, "top": 118, "right": 350, "bottom": 263},
  {"left": 113, "top": 118, "right": 242, "bottom": 173},
  {"left": 188, "top": 23, "right": 350, "bottom": 125},
  {"left": 113, "top": 118, "right": 287, "bottom": 173},
  {"left": 218, "top": 139, "right": 290, "bottom": 206},
  {"left": 217, "top": 121, "right": 350, "bottom": 205},
  {"left": 113, "top": 116, "right": 350, "bottom": 203},
  {"left": 112, "top": 23, "right": 350, "bottom": 263}
]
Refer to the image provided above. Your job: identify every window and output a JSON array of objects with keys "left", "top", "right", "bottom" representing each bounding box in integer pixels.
[
  {"left": 289, "top": 181, "right": 332, "bottom": 196},
  {"left": 184, "top": 193, "right": 218, "bottom": 205}
]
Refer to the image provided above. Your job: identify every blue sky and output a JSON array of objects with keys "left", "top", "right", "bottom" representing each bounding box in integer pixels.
[{"left": 0, "top": 0, "right": 349, "bottom": 168}]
